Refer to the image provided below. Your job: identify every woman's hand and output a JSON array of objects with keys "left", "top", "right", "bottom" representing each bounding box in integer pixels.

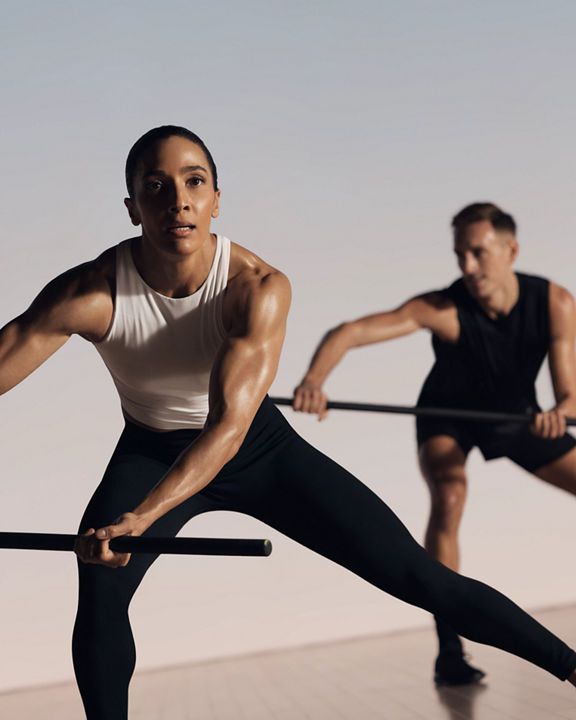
[{"left": 74, "top": 512, "right": 144, "bottom": 568}]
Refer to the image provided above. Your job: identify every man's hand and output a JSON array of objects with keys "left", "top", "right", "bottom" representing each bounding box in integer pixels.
[
  {"left": 530, "top": 407, "right": 567, "bottom": 439},
  {"left": 74, "top": 512, "right": 143, "bottom": 568},
  {"left": 292, "top": 381, "right": 329, "bottom": 421}
]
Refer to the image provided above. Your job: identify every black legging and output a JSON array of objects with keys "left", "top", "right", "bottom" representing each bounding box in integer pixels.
[{"left": 73, "top": 397, "right": 576, "bottom": 719}]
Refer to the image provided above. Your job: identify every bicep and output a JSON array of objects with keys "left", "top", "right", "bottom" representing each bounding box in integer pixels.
[
  {"left": 548, "top": 284, "right": 576, "bottom": 396},
  {"left": 548, "top": 337, "right": 576, "bottom": 399},
  {"left": 0, "top": 312, "right": 71, "bottom": 393},
  {"left": 0, "top": 264, "right": 111, "bottom": 393},
  {"left": 206, "top": 273, "right": 290, "bottom": 430},
  {"left": 0, "top": 277, "right": 75, "bottom": 391}
]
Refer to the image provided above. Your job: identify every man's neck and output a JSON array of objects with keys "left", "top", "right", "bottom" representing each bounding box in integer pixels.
[{"left": 475, "top": 272, "right": 519, "bottom": 319}]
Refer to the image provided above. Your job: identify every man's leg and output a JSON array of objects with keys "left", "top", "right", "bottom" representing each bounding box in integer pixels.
[
  {"left": 418, "top": 435, "right": 484, "bottom": 685},
  {"left": 419, "top": 435, "right": 468, "bottom": 573},
  {"left": 533, "top": 445, "right": 576, "bottom": 494}
]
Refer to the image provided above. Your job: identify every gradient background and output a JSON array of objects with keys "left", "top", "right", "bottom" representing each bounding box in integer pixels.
[{"left": 1, "top": 0, "right": 576, "bottom": 692}]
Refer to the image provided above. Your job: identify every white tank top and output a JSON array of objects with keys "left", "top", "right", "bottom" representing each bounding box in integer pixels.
[{"left": 94, "top": 235, "right": 230, "bottom": 430}]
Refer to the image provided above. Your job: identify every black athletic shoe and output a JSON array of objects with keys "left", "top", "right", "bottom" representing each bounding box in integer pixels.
[{"left": 434, "top": 651, "right": 486, "bottom": 687}]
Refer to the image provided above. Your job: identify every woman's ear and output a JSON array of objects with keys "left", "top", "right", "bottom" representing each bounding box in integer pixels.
[{"left": 124, "top": 197, "right": 141, "bottom": 226}]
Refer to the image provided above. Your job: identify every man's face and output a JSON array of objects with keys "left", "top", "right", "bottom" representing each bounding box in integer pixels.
[
  {"left": 453, "top": 220, "right": 518, "bottom": 300},
  {"left": 124, "top": 135, "right": 220, "bottom": 256}
]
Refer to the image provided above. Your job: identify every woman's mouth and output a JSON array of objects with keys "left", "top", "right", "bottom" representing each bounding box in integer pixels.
[{"left": 167, "top": 225, "right": 195, "bottom": 237}]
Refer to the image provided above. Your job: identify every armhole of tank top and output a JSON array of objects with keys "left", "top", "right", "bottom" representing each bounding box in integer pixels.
[
  {"left": 93, "top": 242, "right": 122, "bottom": 345},
  {"left": 544, "top": 276, "right": 551, "bottom": 338},
  {"left": 434, "top": 284, "right": 462, "bottom": 347},
  {"left": 447, "top": 284, "right": 466, "bottom": 347},
  {"left": 214, "top": 235, "right": 230, "bottom": 340}
]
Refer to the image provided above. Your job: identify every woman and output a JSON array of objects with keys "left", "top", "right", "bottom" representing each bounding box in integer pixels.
[{"left": 1, "top": 126, "right": 574, "bottom": 719}]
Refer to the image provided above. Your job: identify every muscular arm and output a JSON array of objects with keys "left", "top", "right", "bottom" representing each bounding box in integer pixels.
[
  {"left": 84, "top": 268, "right": 291, "bottom": 566},
  {"left": 135, "top": 270, "right": 290, "bottom": 522},
  {"left": 532, "top": 283, "right": 576, "bottom": 438},
  {"left": 293, "top": 292, "right": 457, "bottom": 418},
  {"left": 0, "top": 262, "right": 113, "bottom": 394}
]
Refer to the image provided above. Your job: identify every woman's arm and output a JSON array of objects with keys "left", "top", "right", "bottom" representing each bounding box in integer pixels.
[
  {"left": 79, "top": 267, "right": 291, "bottom": 567},
  {"left": 0, "top": 262, "right": 113, "bottom": 395}
]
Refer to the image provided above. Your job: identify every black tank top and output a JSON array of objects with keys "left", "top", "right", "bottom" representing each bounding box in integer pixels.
[{"left": 417, "top": 273, "right": 550, "bottom": 414}]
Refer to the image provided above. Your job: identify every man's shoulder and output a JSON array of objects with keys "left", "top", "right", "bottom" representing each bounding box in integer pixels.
[
  {"left": 516, "top": 271, "right": 549, "bottom": 286},
  {"left": 440, "top": 277, "right": 468, "bottom": 305},
  {"left": 515, "top": 272, "right": 552, "bottom": 308}
]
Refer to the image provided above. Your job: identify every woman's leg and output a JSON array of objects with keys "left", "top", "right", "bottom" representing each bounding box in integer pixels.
[
  {"left": 72, "top": 426, "right": 214, "bottom": 720},
  {"left": 227, "top": 431, "right": 576, "bottom": 681}
]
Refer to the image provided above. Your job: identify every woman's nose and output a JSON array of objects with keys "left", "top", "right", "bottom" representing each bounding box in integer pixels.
[{"left": 169, "top": 183, "right": 190, "bottom": 212}]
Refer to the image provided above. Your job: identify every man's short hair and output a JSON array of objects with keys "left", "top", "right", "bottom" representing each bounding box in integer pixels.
[{"left": 452, "top": 203, "right": 516, "bottom": 235}]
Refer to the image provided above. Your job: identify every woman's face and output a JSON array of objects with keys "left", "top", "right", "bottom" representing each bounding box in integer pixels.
[{"left": 125, "top": 135, "right": 220, "bottom": 257}]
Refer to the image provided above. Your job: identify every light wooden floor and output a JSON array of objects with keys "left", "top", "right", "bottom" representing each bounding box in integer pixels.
[{"left": 1, "top": 604, "right": 575, "bottom": 719}]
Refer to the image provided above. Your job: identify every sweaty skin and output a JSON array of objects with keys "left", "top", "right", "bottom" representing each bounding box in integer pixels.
[
  {"left": 2, "top": 155, "right": 576, "bottom": 691},
  {"left": 0, "top": 136, "right": 290, "bottom": 568}
]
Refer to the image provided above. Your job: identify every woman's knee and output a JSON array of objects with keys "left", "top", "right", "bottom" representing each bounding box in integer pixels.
[
  {"left": 77, "top": 562, "right": 137, "bottom": 620},
  {"left": 392, "top": 551, "right": 478, "bottom": 611}
]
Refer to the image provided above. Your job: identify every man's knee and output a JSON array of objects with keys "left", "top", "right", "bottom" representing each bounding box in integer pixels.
[
  {"left": 419, "top": 437, "right": 468, "bottom": 527},
  {"left": 427, "top": 475, "right": 467, "bottom": 528}
]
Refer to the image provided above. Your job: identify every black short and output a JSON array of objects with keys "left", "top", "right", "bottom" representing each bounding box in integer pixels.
[{"left": 416, "top": 417, "right": 576, "bottom": 472}]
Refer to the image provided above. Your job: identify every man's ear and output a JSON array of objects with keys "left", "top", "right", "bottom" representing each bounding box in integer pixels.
[
  {"left": 509, "top": 236, "right": 519, "bottom": 263},
  {"left": 124, "top": 197, "right": 141, "bottom": 226}
]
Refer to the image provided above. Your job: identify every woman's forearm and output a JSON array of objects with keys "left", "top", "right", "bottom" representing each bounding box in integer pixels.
[{"left": 131, "top": 421, "right": 243, "bottom": 530}]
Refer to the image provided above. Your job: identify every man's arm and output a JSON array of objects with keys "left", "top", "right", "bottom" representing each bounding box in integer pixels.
[
  {"left": 532, "top": 283, "right": 576, "bottom": 439},
  {"left": 80, "top": 268, "right": 291, "bottom": 567},
  {"left": 293, "top": 292, "right": 457, "bottom": 419},
  {"left": 0, "top": 262, "right": 113, "bottom": 394}
]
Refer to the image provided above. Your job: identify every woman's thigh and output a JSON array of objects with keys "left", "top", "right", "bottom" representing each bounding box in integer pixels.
[{"left": 222, "top": 433, "right": 437, "bottom": 603}]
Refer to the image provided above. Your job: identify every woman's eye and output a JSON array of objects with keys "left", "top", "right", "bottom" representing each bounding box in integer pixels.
[
  {"left": 145, "top": 181, "right": 163, "bottom": 191},
  {"left": 188, "top": 176, "right": 204, "bottom": 186}
]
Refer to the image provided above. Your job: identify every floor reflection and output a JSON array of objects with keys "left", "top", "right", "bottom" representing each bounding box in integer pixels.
[{"left": 436, "top": 681, "right": 489, "bottom": 720}]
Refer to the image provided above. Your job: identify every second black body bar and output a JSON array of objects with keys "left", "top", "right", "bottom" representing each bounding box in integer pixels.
[
  {"left": 270, "top": 396, "right": 576, "bottom": 426},
  {"left": 0, "top": 532, "right": 272, "bottom": 556}
]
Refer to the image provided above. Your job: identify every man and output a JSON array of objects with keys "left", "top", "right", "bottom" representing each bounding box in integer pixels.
[
  {"left": 293, "top": 203, "right": 576, "bottom": 685},
  {"left": 2, "top": 139, "right": 575, "bottom": 719}
]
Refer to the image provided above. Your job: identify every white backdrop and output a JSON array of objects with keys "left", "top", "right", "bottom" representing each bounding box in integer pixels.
[{"left": 1, "top": 0, "right": 575, "bottom": 692}]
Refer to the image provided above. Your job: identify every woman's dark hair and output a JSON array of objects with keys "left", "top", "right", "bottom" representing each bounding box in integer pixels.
[
  {"left": 125, "top": 125, "right": 218, "bottom": 197},
  {"left": 451, "top": 202, "right": 516, "bottom": 235}
]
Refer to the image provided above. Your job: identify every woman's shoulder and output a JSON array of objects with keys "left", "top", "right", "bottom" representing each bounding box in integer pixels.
[
  {"left": 222, "top": 240, "right": 290, "bottom": 328},
  {"left": 227, "top": 240, "right": 289, "bottom": 289}
]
